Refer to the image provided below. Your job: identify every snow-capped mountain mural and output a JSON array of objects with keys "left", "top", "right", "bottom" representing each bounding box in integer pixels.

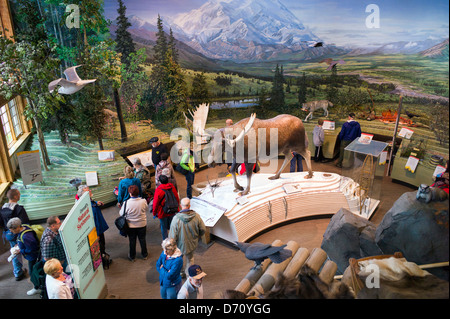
[
  {"left": 170, "top": 0, "right": 318, "bottom": 46},
  {"left": 105, "top": 0, "right": 449, "bottom": 63}
]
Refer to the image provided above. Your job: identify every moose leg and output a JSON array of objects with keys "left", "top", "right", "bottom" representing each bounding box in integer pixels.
[
  {"left": 299, "top": 149, "right": 314, "bottom": 179},
  {"left": 269, "top": 152, "right": 293, "bottom": 180},
  {"left": 240, "top": 162, "right": 255, "bottom": 196},
  {"left": 231, "top": 159, "right": 244, "bottom": 192}
]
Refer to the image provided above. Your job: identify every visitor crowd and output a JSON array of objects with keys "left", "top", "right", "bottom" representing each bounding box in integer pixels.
[{"left": 1, "top": 131, "right": 448, "bottom": 299}]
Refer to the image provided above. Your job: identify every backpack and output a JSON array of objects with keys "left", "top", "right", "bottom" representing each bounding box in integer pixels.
[
  {"left": 18, "top": 224, "right": 42, "bottom": 242},
  {"left": 162, "top": 188, "right": 178, "bottom": 215}
]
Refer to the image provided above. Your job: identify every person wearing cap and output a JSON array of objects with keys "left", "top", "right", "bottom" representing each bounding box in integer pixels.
[
  {"left": 149, "top": 137, "right": 168, "bottom": 169},
  {"left": 336, "top": 112, "right": 361, "bottom": 168},
  {"left": 177, "top": 264, "right": 206, "bottom": 299}
]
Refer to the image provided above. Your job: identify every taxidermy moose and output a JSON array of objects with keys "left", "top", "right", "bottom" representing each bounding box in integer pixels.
[{"left": 184, "top": 104, "right": 313, "bottom": 196}]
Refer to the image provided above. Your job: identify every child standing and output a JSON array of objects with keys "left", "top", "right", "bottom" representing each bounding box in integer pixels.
[{"left": 313, "top": 119, "right": 325, "bottom": 162}]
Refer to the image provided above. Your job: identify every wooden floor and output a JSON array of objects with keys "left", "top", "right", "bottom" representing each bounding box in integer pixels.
[{"left": 0, "top": 159, "right": 416, "bottom": 299}]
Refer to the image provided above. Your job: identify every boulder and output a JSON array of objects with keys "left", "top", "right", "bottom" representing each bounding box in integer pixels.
[
  {"left": 321, "top": 208, "right": 382, "bottom": 274},
  {"left": 375, "top": 191, "right": 449, "bottom": 279}
]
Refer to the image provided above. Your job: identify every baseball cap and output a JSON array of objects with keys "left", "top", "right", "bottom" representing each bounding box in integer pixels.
[
  {"left": 188, "top": 265, "right": 207, "bottom": 279},
  {"left": 149, "top": 137, "right": 159, "bottom": 144}
]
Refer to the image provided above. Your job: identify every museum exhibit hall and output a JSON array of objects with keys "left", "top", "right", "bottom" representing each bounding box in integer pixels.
[{"left": 0, "top": 0, "right": 448, "bottom": 303}]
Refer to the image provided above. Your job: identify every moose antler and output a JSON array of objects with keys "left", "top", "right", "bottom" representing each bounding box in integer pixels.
[
  {"left": 183, "top": 103, "right": 210, "bottom": 136},
  {"left": 225, "top": 113, "right": 257, "bottom": 148}
]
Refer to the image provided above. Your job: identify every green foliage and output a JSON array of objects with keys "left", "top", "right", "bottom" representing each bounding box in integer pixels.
[
  {"left": 141, "top": 16, "right": 190, "bottom": 125},
  {"left": 297, "top": 72, "right": 307, "bottom": 105},
  {"left": 71, "top": 41, "right": 121, "bottom": 145},
  {"left": 115, "top": 0, "right": 136, "bottom": 65},
  {"left": 270, "top": 64, "right": 285, "bottom": 112},
  {"left": 429, "top": 102, "right": 449, "bottom": 146},
  {"left": 190, "top": 73, "right": 211, "bottom": 106},
  {"left": 0, "top": 38, "right": 63, "bottom": 121}
]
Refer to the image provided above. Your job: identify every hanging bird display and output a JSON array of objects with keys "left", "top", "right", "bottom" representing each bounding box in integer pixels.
[
  {"left": 235, "top": 242, "right": 292, "bottom": 270},
  {"left": 48, "top": 65, "right": 96, "bottom": 95}
]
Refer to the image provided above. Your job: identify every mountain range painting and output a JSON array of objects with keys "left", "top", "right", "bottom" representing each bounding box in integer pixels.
[
  {"left": 104, "top": 0, "right": 449, "bottom": 102},
  {"left": 104, "top": 0, "right": 448, "bottom": 61}
]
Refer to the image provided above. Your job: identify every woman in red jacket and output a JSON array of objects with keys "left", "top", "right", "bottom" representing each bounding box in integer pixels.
[{"left": 153, "top": 175, "right": 180, "bottom": 240}]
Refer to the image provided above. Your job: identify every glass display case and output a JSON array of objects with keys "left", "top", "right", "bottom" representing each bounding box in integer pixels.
[{"left": 339, "top": 138, "right": 388, "bottom": 219}]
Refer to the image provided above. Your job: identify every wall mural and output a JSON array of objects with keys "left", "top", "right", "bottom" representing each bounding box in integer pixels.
[{"left": 102, "top": 0, "right": 449, "bottom": 156}]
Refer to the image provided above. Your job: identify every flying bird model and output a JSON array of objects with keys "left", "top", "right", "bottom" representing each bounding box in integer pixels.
[
  {"left": 236, "top": 242, "right": 292, "bottom": 270},
  {"left": 48, "top": 65, "right": 96, "bottom": 95},
  {"left": 319, "top": 58, "right": 345, "bottom": 71}
]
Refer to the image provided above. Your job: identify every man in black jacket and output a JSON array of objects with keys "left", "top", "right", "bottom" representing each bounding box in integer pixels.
[
  {"left": 0, "top": 189, "right": 30, "bottom": 281},
  {"left": 149, "top": 136, "right": 168, "bottom": 168}
]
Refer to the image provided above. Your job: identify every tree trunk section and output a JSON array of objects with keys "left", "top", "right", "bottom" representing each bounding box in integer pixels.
[
  {"left": 32, "top": 116, "right": 50, "bottom": 171},
  {"left": 113, "top": 88, "right": 128, "bottom": 142}
]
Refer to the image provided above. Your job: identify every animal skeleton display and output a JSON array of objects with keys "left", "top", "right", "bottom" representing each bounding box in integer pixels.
[
  {"left": 206, "top": 175, "right": 223, "bottom": 198},
  {"left": 184, "top": 104, "right": 313, "bottom": 196}
]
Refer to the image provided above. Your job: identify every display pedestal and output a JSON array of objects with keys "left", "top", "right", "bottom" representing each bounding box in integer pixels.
[
  {"left": 191, "top": 172, "right": 374, "bottom": 243},
  {"left": 341, "top": 138, "right": 388, "bottom": 219}
]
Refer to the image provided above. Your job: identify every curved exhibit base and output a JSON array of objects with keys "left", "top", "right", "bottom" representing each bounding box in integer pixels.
[{"left": 191, "top": 172, "right": 378, "bottom": 243}]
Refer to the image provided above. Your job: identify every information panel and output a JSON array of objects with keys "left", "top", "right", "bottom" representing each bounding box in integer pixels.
[{"left": 59, "top": 192, "right": 107, "bottom": 299}]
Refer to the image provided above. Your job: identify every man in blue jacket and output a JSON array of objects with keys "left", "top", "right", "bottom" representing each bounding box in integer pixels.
[
  {"left": 7, "top": 217, "right": 41, "bottom": 296},
  {"left": 336, "top": 112, "right": 361, "bottom": 168}
]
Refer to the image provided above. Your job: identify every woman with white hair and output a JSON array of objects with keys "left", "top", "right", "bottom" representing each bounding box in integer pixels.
[
  {"left": 156, "top": 237, "right": 183, "bottom": 299},
  {"left": 44, "top": 258, "right": 74, "bottom": 299}
]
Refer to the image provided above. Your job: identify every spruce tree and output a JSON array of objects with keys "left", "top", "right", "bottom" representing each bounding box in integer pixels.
[
  {"left": 168, "top": 28, "right": 179, "bottom": 63},
  {"left": 154, "top": 14, "right": 168, "bottom": 66},
  {"left": 298, "top": 72, "right": 307, "bottom": 105},
  {"left": 191, "top": 72, "right": 210, "bottom": 105},
  {"left": 115, "top": 0, "right": 136, "bottom": 65},
  {"left": 271, "top": 64, "right": 285, "bottom": 112}
]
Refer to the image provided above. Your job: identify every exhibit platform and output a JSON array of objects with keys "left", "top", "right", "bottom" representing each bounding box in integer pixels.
[
  {"left": 9, "top": 131, "right": 126, "bottom": 221},
  {"left": 191, "top": 171, "right": 378, "bottom": 243}
]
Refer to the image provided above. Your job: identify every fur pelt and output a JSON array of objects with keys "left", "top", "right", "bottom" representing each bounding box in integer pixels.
[{"left": 263, "top": 265, "right": 355, "bottom": 299}]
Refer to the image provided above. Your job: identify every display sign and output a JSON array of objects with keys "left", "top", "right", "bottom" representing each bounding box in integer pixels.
[
  {"left": 98, "top": 150, "right": 115, "bottom": 161},
  {"left": 433, "top": 165, "right": 446, "bottom": 177},
  {"left": 127, "top": 150, "right": 153, "bottom": 167},
  {"left": 59, "top": 192, "right": 107, "bottom": 299},
  {"left": 379, "top": 151, "right": 388, "bottom": 165},
  {"left": 190, "top": 197, "right": 227, "bottom": 227},
  {"left": 17, "top": 150, "right": 43, "bottom": 186},
  {"left": 282, "top": 183, "right": 303, "bottom": 194},
  {"left": 405, "top": 156, "right": 419, "bottom": 173},
  {"left": 398, "top": 127, "right": 414, "bottom": 139},
  {"left": 322, "top": 120, "right": 335, "bottom": 130},
  {"left": 358, "top": 133, "right": 373, "bottom": 145},
  {"left": 85, "top": 171, "right": 98, "bottom": 186}
]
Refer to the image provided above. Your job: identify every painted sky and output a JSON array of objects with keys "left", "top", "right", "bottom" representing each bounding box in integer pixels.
[{"left": 103, "top": 0, "right": 449, "bottom": 48}]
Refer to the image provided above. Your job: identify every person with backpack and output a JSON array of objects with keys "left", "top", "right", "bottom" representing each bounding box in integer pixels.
[
  {"left": 0, "top": 189, "right": 29, "bottom": 281},
  {"left": 119, "top": 185, "right": 149, "bottom": 262},
  {"left": 153, "top": 174, "right": 180, "bottom": 240},
  {"left": 7, "top": 217, "right": 41, "bottom": 296}
]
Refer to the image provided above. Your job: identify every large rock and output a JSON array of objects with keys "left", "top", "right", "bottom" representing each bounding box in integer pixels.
[
  {"left": 375, "top": 191, "right": 449, "bottom": 279},
  {"left": 321, "top": 208, "right": 382, "bottom": 274}
]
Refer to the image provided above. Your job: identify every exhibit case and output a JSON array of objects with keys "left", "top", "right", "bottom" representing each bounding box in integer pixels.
[{"left": 340, "top": 138, "right": 389, "bottom": 219}]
